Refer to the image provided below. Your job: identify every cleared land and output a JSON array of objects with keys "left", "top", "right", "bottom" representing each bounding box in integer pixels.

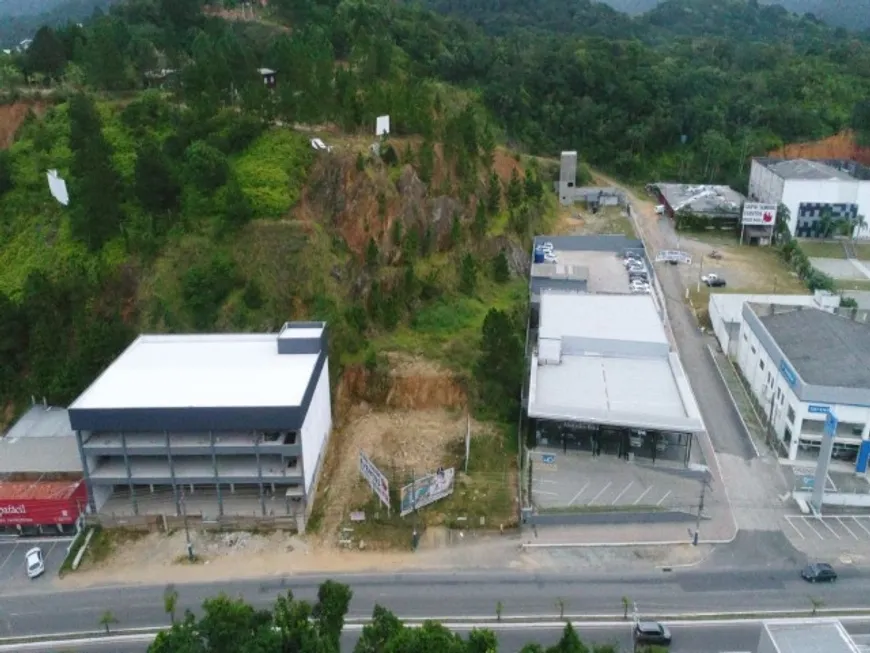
[{"left": 555, "top": 204, "right": 636, "bottom": 237}]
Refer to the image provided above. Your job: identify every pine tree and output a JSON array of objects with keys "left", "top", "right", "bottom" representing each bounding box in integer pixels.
[
  {"left": 486, "top": 171, "right": 501, "bottom": 215},
  {"left": 134, "top": 140, "right": 180, "bottom": 216},
  {"left": 450, "top": 212, "right": 462, "bottom": 248},
  {"left": 459, "top": 253, "right": 477, "bottom": 295},
  {"left": 507, "top": 168, "right": 524, "bottom": 209},
  {"left": 27, "top": 26, "right": 67, "bottom": 81},
  {"left": 366, "top": 238, "right": 380, "bottom": 269},
  {"left": 418, "top": 139, "right": 435, "bottom": 185},
  {"left": 472, "top": 201, "right": 488, "bottom": 240},
  {"left": 492, "top": 250, "right": 510, "bottom": 283}
]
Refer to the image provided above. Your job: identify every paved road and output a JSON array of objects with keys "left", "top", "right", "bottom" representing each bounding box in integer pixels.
[
  {"left": 2, "top": 568, "right": 868, "bottom": 639},
  {"left": 12, "top": 620, "right": 870, "bottom": 653}
]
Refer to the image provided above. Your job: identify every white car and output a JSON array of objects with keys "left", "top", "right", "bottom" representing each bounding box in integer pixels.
[
  {"left": 25, "top": 547, "right": 44, "bottom": 579},
  {"left": 700, "top": 273, "right": 719, "bottom": 283},
  {"left": 543, "top": 252, "right": 558, "bottom": 263},
  {"left": 537, "top": 241, "right": 554, "bottom": 254},
  {"left": 654, "top": 205, "right": 666, "bottom": 215}
]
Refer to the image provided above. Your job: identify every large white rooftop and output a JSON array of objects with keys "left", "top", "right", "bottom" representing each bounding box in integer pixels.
[
  {"left": 539, "top": 292, "right": 667, "bottom": 343},
  {"left": 70, "top": 334, "right": 320, "bottom": 411},
  {"left": 762, "top": 618, "right": 861, "bottom": 653}
]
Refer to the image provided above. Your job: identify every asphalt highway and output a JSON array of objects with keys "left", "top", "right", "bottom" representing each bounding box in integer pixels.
[
  {"left": 8, "top": 621, "right": 870, "bottom": 653},
  {"left": 2, "top": 568, "right": 869, "bottom": 640}
]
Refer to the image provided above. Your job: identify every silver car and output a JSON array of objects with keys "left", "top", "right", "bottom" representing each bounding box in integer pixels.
[{"left": 26, "top": 547, "right": 44, "bottom": 579}]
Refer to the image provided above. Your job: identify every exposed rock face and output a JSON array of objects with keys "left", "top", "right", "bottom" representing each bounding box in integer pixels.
[{"left": 484, "top": 234, "right": 530, "bottom": 278}]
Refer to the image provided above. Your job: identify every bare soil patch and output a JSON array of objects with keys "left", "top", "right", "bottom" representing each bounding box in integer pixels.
[{"left": 554, "top": 204, "right": 635, "bottom": 237}]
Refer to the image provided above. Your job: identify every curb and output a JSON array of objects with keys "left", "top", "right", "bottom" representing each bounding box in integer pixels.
[
  {"left": 706, "top": 344, "right": 761, "bottom": 459},
  {"left": 520, "top": 538, "right": 732, "bottom": 549},
  {"left": 6, "top": 609, "right": 870, "bottom": 645}
]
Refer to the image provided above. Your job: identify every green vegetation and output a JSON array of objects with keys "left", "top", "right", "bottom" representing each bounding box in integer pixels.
[
  {"left": 146, "top": 580, "right": 623, "bottom": 652},
  {"left": 797, "top": 241, "right": 848, "bottom": 259}
]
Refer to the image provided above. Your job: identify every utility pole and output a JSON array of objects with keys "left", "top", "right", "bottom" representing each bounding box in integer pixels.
[
  {"left": 180, "top": 484, "right": 194, "bottom": 561},
  {"left": 694, "top": 475, "right": 711, "bottom": 546}
]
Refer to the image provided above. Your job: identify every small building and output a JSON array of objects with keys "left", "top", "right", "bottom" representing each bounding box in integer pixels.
[
  {"left": 526, "top": 291, "right": 703, "bottom": 462},
  {"left": 257, "top": 67, "right": 277, "bottom": 89},
  {"left": 708, "top": 291, "right": 841, "bottom": 357},
  {"left": 735, "top": 303, "right": 870, "bottom": 464},
  {"left": 749, "top": 158, "right": 870, "bottom": 239},
  {"left": 0, "top": 404, "right": 88, "bottom": 535},
  {"left": 757, "top": 618, "right": 863, "bottom": 653},
  {"left": 653, "top": 183, "right": 745, "bottom": 227},
  {"left": 67, "top": 322, "right": 332, "bottom": 529}
]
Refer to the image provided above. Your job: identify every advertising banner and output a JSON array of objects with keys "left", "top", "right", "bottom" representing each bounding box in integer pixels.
[
  {"left": 359, "top": 451, "right": 391, "bottom": 511},
  {"left": 741, "top": 202, "right": 777, "bottom": 226},
  {"left": 400, "top": 468, "right": 455, "bottom": 517}
]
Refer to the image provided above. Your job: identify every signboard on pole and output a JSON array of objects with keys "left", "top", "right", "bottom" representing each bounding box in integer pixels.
[
  {"left": 464, "top": 415, "right": 471, "bottom": 474},
  {"left": 400, "top": 468, "right": 455, "bottom": 517},
  {"left": 741, "top": 203, "right": 777, "bottom": 226},
  {"left": 359, "top": 451, "right": 391, "bottom": 512},
  {"left": 655, "top": 250, "right": 692, "bottom": 265},
  {"left": 810, "top": 412, "right": 838, "bottom": 514}
]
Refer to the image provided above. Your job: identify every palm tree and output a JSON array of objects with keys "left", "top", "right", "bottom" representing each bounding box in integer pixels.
[
  {"left": 98, "top": 610, "right": 118, "bottom": 634},
  {"left": 853, "top": 214, "right": 867, "bottom": 242},
  {"left": 818, "top": 206, "right": 836, "bottom": 239},
  {"left": 164, "top": 584, "right": 179, "bottom": 625}
]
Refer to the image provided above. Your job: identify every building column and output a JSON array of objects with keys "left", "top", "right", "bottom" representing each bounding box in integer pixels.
[
  {"left": 862, "top": 418, "right": 870, "bottom": 442},
  {"left": 166, "top": 431, "right": 180, "bottom": 516},
  {"left": 788, "top": 423, "right": 801, "bottom": 461},
  {"left": 75, "top": 431, "right": 97, "bottom": 513},
  {"left": 210, "top": 431, "right": 223, "bottom": 517},
  {"left": 120, "top": 432, "right": 138, "bottom": 516},
  {"left": 256, "top": 437, "right": 265, "bottom": 516}
]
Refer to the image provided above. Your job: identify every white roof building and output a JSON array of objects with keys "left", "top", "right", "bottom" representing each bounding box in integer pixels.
[{"left": 527, "top": 292, "right": 703, "bottom": 433}]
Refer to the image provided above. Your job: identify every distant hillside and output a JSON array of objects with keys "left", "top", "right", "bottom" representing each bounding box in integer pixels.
[
  {"left": 596, "top": 0, "right": 870, "bottom": 29},
  {"left": 0, "top": 0, "right": 118, "bottom": 47}
]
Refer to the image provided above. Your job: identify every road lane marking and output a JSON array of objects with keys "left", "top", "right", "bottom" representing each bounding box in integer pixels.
[
  {"left": 534, "top": 479, "right": 558, "bottom": 485},
  {"left": 656, "top": 490, "right": 672, "bottom": 506},
  {"left": 586, "top": 482, "right": 612, "bottom": 505},
  {"left": 852, "top": 516, "right": 870, "bottom": 537},
  {"left": 0, "top": 544, "right": 19, "bottom": 578},
  {"left": 633, "top": 486, "right": 653, "bottom": 505},
  {"left": 801, "top": 516, "right": 825, "bottom": 540},
  {"left": 837, "top": 517, "right": 859, "bottom": 539},
  {"left": 784, "top": 517, "right": 805, "bottom": 539},
  {"left": 533, "top": 490, "right": 558, "bottom": 496},
  {"left": 568, "top": 482, "right": 590, "bottom": 506},
  {"left": 611, "top": 482, "right": 634, "bottom": 505},
  {"left": 817, "top": 518, "right": 841, "bottom": 539}
]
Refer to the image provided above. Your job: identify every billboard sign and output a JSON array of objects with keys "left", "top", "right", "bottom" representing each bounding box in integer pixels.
[
  {"left": 0, "top": 500, "right": 80, "bottom": 525},
  {"left": 359, "top": 451, "right": 391, "bottom": 511},
  {"left": 742, "top": 203, "right": 777, "bottom": 226},
  {"left": 808, "top": 405, "right": 831, "bottom": 414},
  {"left": 779, "top": 360, "right": 797, "bottom": 387},
  {"left": 400, "top": 468, "right": 455, "bottom": 517}
]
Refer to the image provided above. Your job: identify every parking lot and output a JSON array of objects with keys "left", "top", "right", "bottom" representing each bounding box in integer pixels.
[
  {"left": 785, "top": 514, "right": 870, "bottom": 543},
  {"left": 530, "top": 451, "right": 702, "bottom": 513},
  {"left": 0, "top": 538, "right": 71, "bottom": 590}
]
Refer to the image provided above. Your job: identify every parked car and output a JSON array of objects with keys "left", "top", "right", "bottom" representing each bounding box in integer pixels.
[
  {"left": 706, "top": 277, "right": 727, "bottom": 287},
  {"left": 537, "top": 241, "right": 554, "bottom": 253},
  {"left": 802, "top": 562, "right": 837, "bottom": 583},
  {"left": 634, "top": 621, "right": 671, "bottom": 646},
  {"left": 25, "top": 547, "right": 44, "bottom": 579},
  {"left": 700, "top": 273, "right": 719, "bottom": 283},
  {"left": 629, "top": 274, "right": 649, "bottom": 284},
  {"left": 654, "top": 205, "right": 666, "bottom": 215},
  {"left": 629, "top": 430, "right": 646, "bottom": 448}
]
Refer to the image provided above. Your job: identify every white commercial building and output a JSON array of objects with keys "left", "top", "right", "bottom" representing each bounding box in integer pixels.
[
  {"left": 735, "top": 303, "right": 870, "bottom": 466},
  {"left": 708, "top": 291, "right": 841, "bottom": 357},
  {"left": 527, "top": 291, "right": 703, "bottom": 463},
  {"left": 748, "top": 158, "right": 870, "bottom": 239},
  {"left": 68, "top": 322, "right": 332, "bottom": 526}
]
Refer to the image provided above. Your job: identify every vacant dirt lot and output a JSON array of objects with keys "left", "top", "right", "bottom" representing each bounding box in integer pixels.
[{"left": 555, "top": 204, "right": 635, "bottom": 237}]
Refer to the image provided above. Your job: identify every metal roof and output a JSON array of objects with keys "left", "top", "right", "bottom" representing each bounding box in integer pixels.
[
  {"left": 763, "top": 158, "right": 855, "bottom": 182},
  {"left": 0, "top": 406, "right": 82, "bottom": 474},
  {"left": 756, "top": 307, "right": 870, "bottom": 388},
  {"left": 0, "top": 480, "right": 83, "bottom": 501},
  {"left": 69, "top": 333, "right": 321, "bottom": 412},
  {"left": 763, "top": 619, "right": 861, "bottom": 653},
  {"left": 539, "top": 292, "right": 667, "bottom": 343},
  {"left": 655, "top": 183, "right": 745, "bottom": 216},
  {"left": 709, "top": 293, "right": 820, "bottom": 325}
]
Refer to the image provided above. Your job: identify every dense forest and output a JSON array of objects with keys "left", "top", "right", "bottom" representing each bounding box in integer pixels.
[{"left": 0, "top": 0, "right": 869, "bottom": 421}]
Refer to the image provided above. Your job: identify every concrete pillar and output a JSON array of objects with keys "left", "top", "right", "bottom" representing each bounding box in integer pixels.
[
  {"left": 256, "top": 438, "right": 265, "bottom": 516},
  {"left": 75, "top": 431, "right": 97, "bottom": 513},
  {"left": 166, "top": 431, "right": 180, "bottom": 516},
  {"left": 789, "top": 423, "right": 801, "bottom": 461},
  {"left": 210, "top": 431, "right": 223, "bottom": 517},
  {"left": 120, "top": 432, "right": 138, "bottom": 516},
  {"left": 862, "top": 418, "right": 870, "bottom": 441}
]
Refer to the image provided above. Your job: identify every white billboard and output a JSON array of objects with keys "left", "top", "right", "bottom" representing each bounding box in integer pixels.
[
  {"left": 399, "top": 468, "right": 455, "bottom": 517},
  {"left": 375, "top": 115, "right": 390, "bottom": 136},
  {"left": 359, "top": 451, "right": 390, "bottom": 511},
  {"left": 742, "top": 202, "right": 777, "bottom": 226}
]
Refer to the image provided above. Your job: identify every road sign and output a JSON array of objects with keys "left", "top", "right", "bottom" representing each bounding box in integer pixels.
[
  {"left": 359, "top": 451, "right": 390, "bottom": 511},
  {"left": 541, "top": 454, "right": 556, "bottom": 464},
  {"left": 655, "top": 250, "right": 692, "bottom": 264}
]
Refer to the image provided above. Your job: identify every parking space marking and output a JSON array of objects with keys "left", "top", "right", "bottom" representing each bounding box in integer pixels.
[
  {"left": 611, "top": 482, "right": 634, "bottom": 505},
  {"left": 836, "top": 517, "right": 859, "bottom": 539},
  {"left": 656, "top": 490, "right": 672, "bottom": 506},
  {"left": 801, "top": 516, "right": 825, "bottom": 540},
  {"left": 533, "top": 489, "right": 559, "bottom": 496},
  {"left": 633, "top": 486, "right": 653, "bottom": 505},
  {"left": 852, "top": 516, "right": 870, "bottom": 536},
  {"left": 817, "top": 518, "right": 841, "bottom": 539},
  {"left": 587, "top": 482, "right": 612, "bottom": 505},
  {"left": 535, "top": 479, "right": 558, "bottom": 485},
  {"left": 784, "top": 516, "right": 805, "bottom": 539},
  {"left": 568, "top": 482, "right": 590, "bottom": 506}
]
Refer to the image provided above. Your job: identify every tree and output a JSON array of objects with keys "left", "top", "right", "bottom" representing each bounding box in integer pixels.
[
  {"left": 218, "top": 178, "right": 253, "bottom": 235},
  {"left": 164, "top": 585, "right": 179, "bottom": 625},
  {"left": 0, "top": 151, "right": 12, "bottom": 199},
  {"left": 99, "top": 610, "right": 118, "bottom": 634},
  {"left": 418, "top": 139, "right": 435, "bottom": 185},
  {"left": 26, "top": 26, "right": 67, "bottom": 80},
  {"left": 486, "top": 171, "right": 501, "bottom": 215},
  {"left": 492, "top": 250, "right": 510, "bottom": 283},
  {"left": 135, "top": 140, "right": 181, "bottom": 217},
  {"left": 817, "top": 205, "right": 836, "bottom": 238},
  {"left": 472, "top": 201, "right": 488, "bottom": 240},
  {"left": 507, "top": 168, "right": 524, "bottom": 209},
  {"left": 184, "top": 141, "right": 229, "bottom": 192},
  {"left": 547, "top": 623, "right": 588, "bottom": 653},
  {"left": 476, "top": 308, "right": 523, "bottom": 420},
  {"left": 67, "top": 93, "right": 124, "bottom": 251},
  {"left": 459, "top": 253, "right": 477, "bottom": 295},
  {"left": 366, "top": 238, "right": 380, "bottom": 269},
  {"left": 312, "top": 579, "right": 353, "bottom": 649},
  {"left": 450, "top": 212, "right": 462, "bottom": 247}
]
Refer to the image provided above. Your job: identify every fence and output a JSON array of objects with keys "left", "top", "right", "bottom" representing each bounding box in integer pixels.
[{"left": 84, "top": 513, "right": 299, "bottom": 533}]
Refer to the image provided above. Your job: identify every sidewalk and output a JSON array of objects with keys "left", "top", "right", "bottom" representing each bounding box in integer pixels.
[{"left": 523, "top": 518, "right": 733, "bottom": 547}]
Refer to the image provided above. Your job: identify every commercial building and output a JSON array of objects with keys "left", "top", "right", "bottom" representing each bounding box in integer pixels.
[
  {"left": 527, "top": 291, "right": 703, "bottom": 462},
  {"left": 652, "top": 183, "right": 745, "bottom": 225},
  {"left": 748, "top": 158, "right": 870, "bottom": 239},
  {"left": 67, "top": 322, "right": 332, "bottom": 526},
  {"left": 708, "top": 291, "right": 841, "bottom": 357},
  {"left": 756, "top": 618, "right": 865, "bottom": 653},
  {"left": 0, "top": 404, "right": 88, "bottom": 535},
  {"left": 735, "top": 303, "right": 870, "bottom": 464}
]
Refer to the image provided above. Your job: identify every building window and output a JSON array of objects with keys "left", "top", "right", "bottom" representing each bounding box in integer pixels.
[
  {"left": 853, "top": 426, "right": 863, "bottom": 437},
  {"left": 759, "top": 360, "right": 765, "bottom": 371},
  {"left": 751, "top": 346, "right": 757, "bottom": 354},
  {"left": 787, "top": 405, "right": 795, "bottom": 423},
  {"left": 743, "top": 333, "right": 748, "bottom": 341}
]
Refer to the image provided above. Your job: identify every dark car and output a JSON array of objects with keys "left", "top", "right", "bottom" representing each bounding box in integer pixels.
[
  {"left": 801, "top": 562, "right": 837, "bottom": 583},
  {"left": 634, "top": 621, "right": 672, "bottom": 646},
  {"left": 706, "top": 278, "right": 727, "bottom": 287}
]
